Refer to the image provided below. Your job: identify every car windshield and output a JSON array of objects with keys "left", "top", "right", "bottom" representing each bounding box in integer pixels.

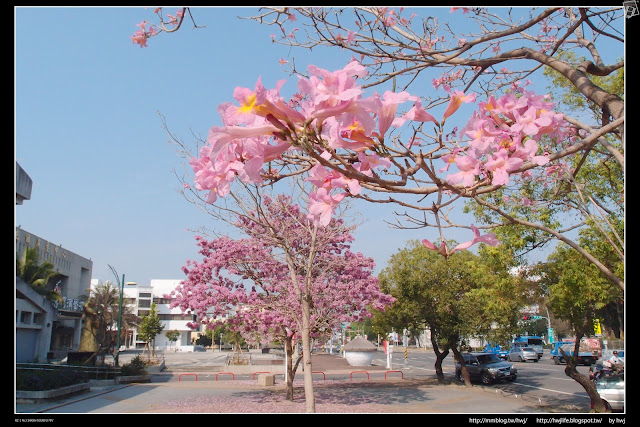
[
  {"left": 522, "top": 347, "right": 533, "bottom": 351},
  {"left": 596, "top": 374, "right": 624, "bottom": 389},
  {"left": 476, "top": 354, "right": 502, "bottom": 364}
]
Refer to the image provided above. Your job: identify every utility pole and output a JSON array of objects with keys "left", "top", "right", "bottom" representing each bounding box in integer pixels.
[{"left": 108, "top": 264, "right": 125, "bottom": 367}]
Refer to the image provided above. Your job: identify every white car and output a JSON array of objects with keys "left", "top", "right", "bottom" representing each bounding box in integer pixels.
[
  {"left": 593, "top": 373, "right": 624, "bottom": 412},
  {"left": 508, "top": 346, "right": 539, "bottom": 362}
]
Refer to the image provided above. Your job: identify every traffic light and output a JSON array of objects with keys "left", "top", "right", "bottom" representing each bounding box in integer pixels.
[{"left": 522, "top": 315, "right": 529, "bottom": 320}]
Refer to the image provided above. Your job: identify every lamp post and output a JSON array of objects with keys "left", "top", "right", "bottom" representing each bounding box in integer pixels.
[{"left": 108, "top": 265, "right": 125, "bottom": 366}]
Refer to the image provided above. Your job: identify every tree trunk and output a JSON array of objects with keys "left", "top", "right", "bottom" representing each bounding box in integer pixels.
[
  {"left": 284, "top": 336, "right": 303, "bottom": 401},
  {"left": 429, "top": 329, "right": 449, "bottom": 383},
  {"left": 560, "top": 332, "right": 609, "bottom": 413},
  {"left": 451, "top": 344, "right": 472, "bottom": 387},
  {"left": 301, "top": 296, "right": 316, "bottom": 413},
  {"left": 616, "top": 299, "right": 624, "bottom": 339}
]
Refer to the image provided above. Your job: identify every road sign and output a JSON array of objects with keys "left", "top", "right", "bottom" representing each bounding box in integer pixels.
[{"left": 548, "top": 327, "right": 555, "bottom": 343}]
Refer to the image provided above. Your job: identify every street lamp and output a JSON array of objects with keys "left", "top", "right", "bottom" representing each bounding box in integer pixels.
[{"left": 108, "top": 264, "right": 125, "bottom": 366}]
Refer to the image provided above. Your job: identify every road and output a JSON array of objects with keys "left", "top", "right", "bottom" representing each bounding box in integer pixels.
[{"left": 377, "top": 348, "right": 594, "bottom": 409}]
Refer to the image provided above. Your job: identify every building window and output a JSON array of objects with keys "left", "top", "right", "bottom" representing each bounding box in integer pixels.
[
  {"left": 33, "top": 313, "right": 43, "bottom": 325},
  {"left": 138, "top": 300, "right": 151, "bottom": 308},
  {"left": 139, "top": 293, "right": 152, "bottom": 298},
  {"left": 20, "top": 311, "right": 32, "bottom": 324}
]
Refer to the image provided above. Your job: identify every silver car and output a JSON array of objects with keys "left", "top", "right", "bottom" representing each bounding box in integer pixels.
[
  {"left": 593, "top": 374, "right": 624, "bottom": 412},
  {"left": 508, "top": 346, "right": 539, "bottom": 362}
]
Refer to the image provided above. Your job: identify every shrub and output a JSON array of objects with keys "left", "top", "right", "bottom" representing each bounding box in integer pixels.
[
  {"left": 16, "top": 369, "right": 88, "bottom": 391},
  {"left": 119, "top": 355, "right": 147, "bottom": 376}
]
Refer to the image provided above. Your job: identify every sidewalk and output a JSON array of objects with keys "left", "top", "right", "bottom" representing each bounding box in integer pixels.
[{"left": 15, "top": 351, "right": 584, "bottom": 414}]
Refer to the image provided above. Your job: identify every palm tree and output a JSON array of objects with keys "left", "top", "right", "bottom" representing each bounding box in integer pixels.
[
  {"left": 16, "top": 247, "right": 63, "bottom": 303},
  {"left": 84, "top": 282, "right": 140, "bottom": 362}
]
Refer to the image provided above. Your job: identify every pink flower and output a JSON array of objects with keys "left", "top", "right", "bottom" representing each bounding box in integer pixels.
[
  {"left": 464, "top": 116, "right": 498, "bottom": 155},
  {"left": 307, "top": 188, "right": 346, "bottom": 226},
  {"left": 356, "top": 152, "right": 392, "bottom": 172},
  {"left": 513, "top": 139, "right": 550, "bottom": 166},
  {"left": 307, "top": 152, "right": 362, "bottom": 195},
  {"left": 375, "top": 90, "right": 414, "bottom": 137},
  {"left": 445, "top": 155, "right": 480, "bottom": 187},
  {"left": 511, "top": 106, "right": 552, "bottom": 136},
  {"left": 130, "top": 21, "right": 156, "bottom": 48},
  {"left": 392, "top": 99, "right": 439, "bottom": 128},
  {"left": 438, "top": 148, "right": 461, "bottom": 172},
  {"left": 450, "top": 224, "right": 500, "bottom": 254},
  {"left": 423, "top": 225, "right": 499, "bottom": 258},
  {"left": 298, "top": 61, "right": 367, "bottom": 122},
  {"left": 421, "top": 239, "right": 448, "bottom": 258},
  {"left": 484, "top": 149, "right": 524, "bottom": 186},
  {"left": 443, "top": 90, "right": 476, "bottom": 122}
]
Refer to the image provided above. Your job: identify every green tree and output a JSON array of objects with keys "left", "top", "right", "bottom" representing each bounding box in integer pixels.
[
  {"left": 16, "top": 247, "right": 62, "bottom": 303},
  {"left": 195, "top": 329, "right": 213, "bottom": 347},
  {"left": 137, "top": 303, "right": 164, "bottom": 359},
  {"left": 537, "top": 242, "right": 621, "bottom": 413},
  {"left": 165, "top": 329, "right": 181, "bottom": 351},
  {"left": 373, "top": 240, "right": 520, "bottom": 386},
  {"left": 462, "top": 244, "right": 531, "bottom": 346}
]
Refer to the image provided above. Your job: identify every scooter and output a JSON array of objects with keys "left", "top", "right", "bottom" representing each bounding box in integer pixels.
[{"left": 589, "top": 362, "right": 623, "bottom": 382}]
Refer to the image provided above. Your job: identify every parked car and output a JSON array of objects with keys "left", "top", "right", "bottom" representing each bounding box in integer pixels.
[
  {"left": 508, "top": 346, "right": 539, "bottom": 362},
  {"left": 455, "top": 352, "right": 517, "bottom": 385},
  {"left": 591, "top": 373, "right": 624, "bottom": 412}
]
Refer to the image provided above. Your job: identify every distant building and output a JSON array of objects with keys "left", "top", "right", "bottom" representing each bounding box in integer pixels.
[
  {"left": 15, "top": 227, "right": 93, "bottom": 362},
  {"left": 92, "top": 279, "right": 208, "bottom": 351}
]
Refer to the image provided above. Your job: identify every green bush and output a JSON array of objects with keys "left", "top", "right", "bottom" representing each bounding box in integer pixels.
[
  {"left": 119, "top": 355, "right": 147, "bottom": 376},
  {"left": 16, "top": 369, "right": 88, "bottom": 391}
]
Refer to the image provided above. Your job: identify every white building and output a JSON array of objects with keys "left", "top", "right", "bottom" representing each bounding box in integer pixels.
[{"left": 92, "top": 279, "right": 206, "bottom": 352}]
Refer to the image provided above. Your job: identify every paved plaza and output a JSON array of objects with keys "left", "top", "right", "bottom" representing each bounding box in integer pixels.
[{"left": 16, "top": 350, "right": 591, "bottom": 414}]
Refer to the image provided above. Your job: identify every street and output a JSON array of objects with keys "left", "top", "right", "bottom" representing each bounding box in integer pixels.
[{"left": 376, "top": 348, "right": 594, "bottom": 409}]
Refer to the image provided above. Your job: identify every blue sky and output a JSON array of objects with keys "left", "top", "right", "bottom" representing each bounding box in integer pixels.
[{"left": 15, "top": 7, "right": 623, "bottom": 287}]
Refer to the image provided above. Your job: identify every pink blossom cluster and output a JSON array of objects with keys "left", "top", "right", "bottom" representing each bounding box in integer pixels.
[
  {"left": 445, "top": 86, "right": 565, "bottom": 188},
  {"left": 189, "top": 61, "right": 566, "bottom": 255},
  {"left": 130, "top": 21, "right": 157, "bottom": 48},
  {"left": 190, "top": 61, "right": 420, "bottom": 226},
  {"left": 130, "top": 8, "right": 183, "bottom": 48}
]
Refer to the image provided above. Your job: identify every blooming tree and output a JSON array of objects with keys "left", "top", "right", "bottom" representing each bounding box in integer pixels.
[
  {"left": 140, "top": 7, "right": 623, "bottom": 289},
  {"left": 134, "top": 6, "right": 623, "bottom": 411},
  {"left": 168, "top": 192, "right": 394, "bottom": 409}
]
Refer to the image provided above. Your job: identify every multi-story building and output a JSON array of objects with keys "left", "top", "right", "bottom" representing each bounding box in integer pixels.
[
  {"left": 16, "top": 227, "right": 94, "bottom": 362},
  {"left": 16, "top": 162, "right": 94, "bottom": 362},
  {"left": 94, "top": 279, "right": 205, "bottom": 351}
]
